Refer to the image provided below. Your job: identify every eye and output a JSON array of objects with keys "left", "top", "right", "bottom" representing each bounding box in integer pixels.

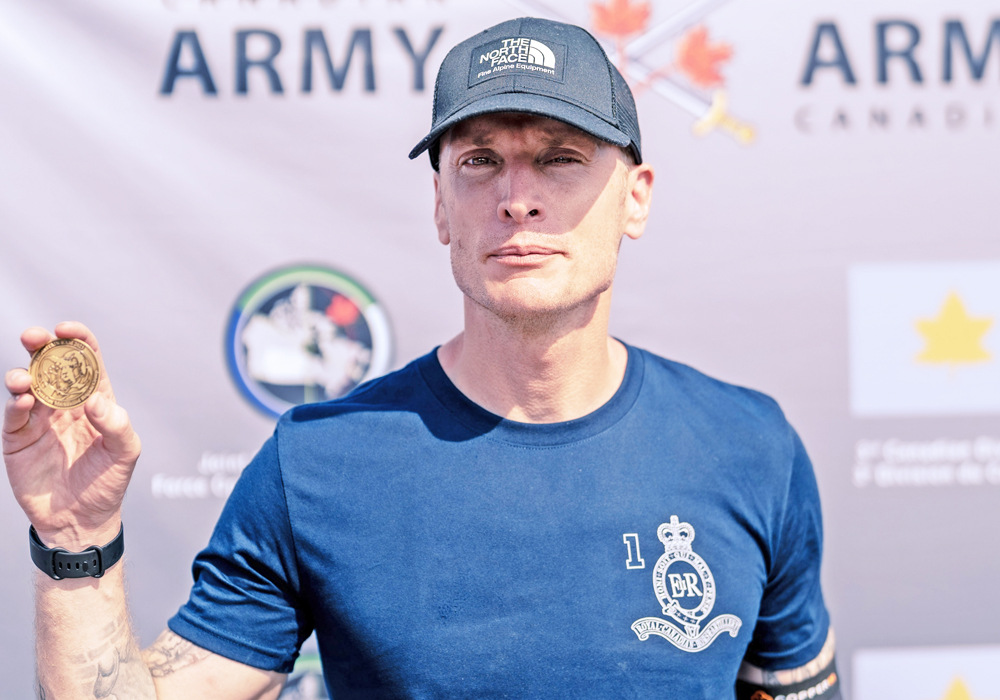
[
  {"left": 546, "top": 154, "right": 581, "bottom": 164},
  {"left": 464, "top": 155, "right": 494, "bottom": 166}
]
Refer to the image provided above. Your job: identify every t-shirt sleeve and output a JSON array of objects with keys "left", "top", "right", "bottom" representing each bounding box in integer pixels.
[
  {"left": 168, "top": 433, "right": 312, "bottom": 672},
  {"left": 743, "top": 426, "right": 830, "bottom": 670}
]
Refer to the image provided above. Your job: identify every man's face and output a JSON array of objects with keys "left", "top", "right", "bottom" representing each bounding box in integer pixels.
[{"left": 433, "top": 113, "right": 653, "bottom": 326}]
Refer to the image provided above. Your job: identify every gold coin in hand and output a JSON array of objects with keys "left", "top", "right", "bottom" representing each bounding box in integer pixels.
[{"left": 29, "top": 338, "right": 101, "bottom": 410}]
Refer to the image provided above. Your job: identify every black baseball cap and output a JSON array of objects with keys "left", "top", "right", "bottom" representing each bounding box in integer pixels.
[{"left": 408, "top": 17, "right": 642, "bottom": 169}]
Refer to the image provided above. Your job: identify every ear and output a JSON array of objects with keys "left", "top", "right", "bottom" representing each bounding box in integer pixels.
[
  {"left": 433, "top": 171, "right": 450, "bottom": 245},
  {"left": 622, "top": 162, "right": 654, "bottom": 241}
]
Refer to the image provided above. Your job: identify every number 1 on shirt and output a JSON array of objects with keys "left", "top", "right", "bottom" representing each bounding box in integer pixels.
[{"left": 623, "top": 533, "right": 645, "bottom": 569}]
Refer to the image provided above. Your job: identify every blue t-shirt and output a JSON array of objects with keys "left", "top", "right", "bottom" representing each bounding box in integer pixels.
[{"left": 169, "top": 345, "right": 829, "bottom": 698}]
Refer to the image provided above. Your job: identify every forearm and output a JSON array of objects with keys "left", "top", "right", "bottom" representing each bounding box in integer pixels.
[
  {"left": 34, "top": 541, "right": 156, "bottom": 699},
  {"left": 10, "top": 325, "right": 284, "bottom": 700}
]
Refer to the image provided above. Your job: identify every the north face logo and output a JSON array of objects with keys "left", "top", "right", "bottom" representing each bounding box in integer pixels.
[
  {"left": 469, "top": 37, "right": 566, "bottom": 86},
  {"left": 479, "top": 38, "right": 556, "bottom": 69}
]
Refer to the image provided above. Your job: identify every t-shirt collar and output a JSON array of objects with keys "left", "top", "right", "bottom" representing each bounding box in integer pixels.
[{"left": 416, "top": 342, "right": 645, "bottom": 447}]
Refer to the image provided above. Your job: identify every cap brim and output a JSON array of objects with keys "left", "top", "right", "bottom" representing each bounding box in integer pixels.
[{"left": 408, "top": 92, "right": 632, "bottom": 161}]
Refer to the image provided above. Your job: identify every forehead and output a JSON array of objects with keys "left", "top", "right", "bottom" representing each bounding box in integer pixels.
[{"left": 443, "top": 113, "right": 602, "bottom": 149}]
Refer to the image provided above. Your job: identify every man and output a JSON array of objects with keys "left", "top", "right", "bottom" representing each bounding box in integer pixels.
[{"left": 3, "top": 17, "right": 840, "bottom": 700}]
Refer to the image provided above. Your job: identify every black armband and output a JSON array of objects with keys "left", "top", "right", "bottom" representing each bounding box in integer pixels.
[{"left": 736, "top": 657, "right": 841, "bottom": 700}]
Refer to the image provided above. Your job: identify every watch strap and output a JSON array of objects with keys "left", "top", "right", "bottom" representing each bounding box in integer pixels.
[{"left": 29, "top": 523, "right": 124, "bottom": 580}]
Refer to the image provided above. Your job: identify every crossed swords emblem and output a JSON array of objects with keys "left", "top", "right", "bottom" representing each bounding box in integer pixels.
[{"left": 505, "top": 0, "right": 755, "bottom": 144}]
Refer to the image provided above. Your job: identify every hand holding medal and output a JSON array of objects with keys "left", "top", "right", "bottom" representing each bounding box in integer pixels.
[{"left": 3, "top": 323, "right": 140, "bottom": 553}]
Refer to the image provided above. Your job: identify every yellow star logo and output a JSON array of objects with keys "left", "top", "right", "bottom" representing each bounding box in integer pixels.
[
  {"left": 935, "top": 678, "right": 991, "bottom": 700},
  {"left": 915, "top": 292, "right": 992, "bottom": 365}
]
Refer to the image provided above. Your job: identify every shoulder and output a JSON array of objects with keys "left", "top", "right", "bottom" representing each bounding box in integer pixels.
[
  {"left": 628, "top": 345, "right": 803, "bottom": 484},
  {"left": 633, "top": 346, "right": 790, "bottom": 433},
  {"left": 270, "top": 349, "right": 470, "bottom": 455},
  {"left": 277, "top": 353, "right": 430, "bottom": 430}
]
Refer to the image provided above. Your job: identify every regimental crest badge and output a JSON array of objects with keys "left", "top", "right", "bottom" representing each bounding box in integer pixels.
[{"left": 631, "top": 516, "right": 742, "bottom": 652}]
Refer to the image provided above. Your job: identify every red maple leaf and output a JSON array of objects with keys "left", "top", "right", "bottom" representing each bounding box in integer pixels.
[
  {"left": 591, "top": 0, "right": 651, "bottom": 39},
  {"left": 676, "top": 26, "right": 732, "bottom": 88},
  {"left": 326, "top": 294, "right": 359, "bottom": 327}
]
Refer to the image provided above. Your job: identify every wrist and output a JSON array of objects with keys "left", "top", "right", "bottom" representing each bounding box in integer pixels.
[
  {"left": 32, "top": 515, "right": 123, "bottom": 551},
  {"left": 30, "top": 521, "right": 125, "bottom": 580}
]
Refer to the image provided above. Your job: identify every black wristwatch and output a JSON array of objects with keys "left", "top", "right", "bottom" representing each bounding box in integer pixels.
[{"left": 29, "top": 523, "right": 124, "bottom": 580}]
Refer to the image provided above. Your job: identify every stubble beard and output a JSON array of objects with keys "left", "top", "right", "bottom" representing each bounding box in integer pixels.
[{"left": 451, "top": 248, "right": 617, "bottom": 337}]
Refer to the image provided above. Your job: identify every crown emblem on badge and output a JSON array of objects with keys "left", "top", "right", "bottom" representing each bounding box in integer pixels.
[
  {"left": 631, "top": 516, "right": 742, "bottom": 652},
  {"left": 658, "top": 514, "right": 695, "bottom": 548}
]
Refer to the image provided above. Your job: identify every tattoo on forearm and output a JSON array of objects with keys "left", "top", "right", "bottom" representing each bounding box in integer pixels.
[
  {"left": 37, "top": 608, "right": 156, "bottom": 700},
  {"left": 91, "top": 628, "right": 152, "bottom": 699},
  {"left": 142, "top": 630, "right": 211, "bottom": 678},
  {"left": 93, "top": 647, "right": 120, "bottom": 698}
]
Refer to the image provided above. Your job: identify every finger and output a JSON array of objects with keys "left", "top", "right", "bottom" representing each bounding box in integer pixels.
[
  {"left": 53, "top": 321, "right": 102, "bottom": 356},
  {"left": 5, "top": 368, "right": 31, "bottom": 396},
  {"left": 3, "top": 367, "right": 53, "bottom": 440},
  {"left": 84, "top": 393, "right": 140, "bottom": 461},
  {"left": 3, "top": 392, "right": 36, "bottom": 435},
  {"left": 20, "top": 327, "right": 56, "bottom": 355}
]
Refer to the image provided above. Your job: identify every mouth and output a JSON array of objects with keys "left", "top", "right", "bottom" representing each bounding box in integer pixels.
[{"left": 487, "top": 245, "right": 563, "bottom": 267}]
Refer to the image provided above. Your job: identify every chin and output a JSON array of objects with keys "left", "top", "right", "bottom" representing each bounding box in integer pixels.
[
  {"left": 478, "top": 284, "right": 606, "bottom": 324},
  {"left": 455, "top": 264, "right": 614, "bottom": 322}
]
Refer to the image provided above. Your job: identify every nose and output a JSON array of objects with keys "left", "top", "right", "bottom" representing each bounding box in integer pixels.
[{"left": 496, "top": 162, "right": 544, "bottom": 225}]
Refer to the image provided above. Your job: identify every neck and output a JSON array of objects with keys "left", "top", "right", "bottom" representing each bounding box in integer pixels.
[{"left": 437, "top": 289, "right": 628, "bottom": 423}]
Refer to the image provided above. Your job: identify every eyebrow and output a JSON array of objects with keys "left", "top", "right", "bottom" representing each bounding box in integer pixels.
[
  {"left": 451, "top": 129, "right": 496, "bottom": 146},
  {"left": 449, "top": 128, "right": 598, "bottom": 150}
]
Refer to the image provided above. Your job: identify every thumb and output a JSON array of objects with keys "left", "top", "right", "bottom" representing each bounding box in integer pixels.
[{"left": 84, "top": 393, "right": 141, "bottom": 462}]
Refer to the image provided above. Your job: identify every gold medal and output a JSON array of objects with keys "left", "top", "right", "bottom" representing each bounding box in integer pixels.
[{"left": 29, "top": 338, "right": 101, "bottom": 410}]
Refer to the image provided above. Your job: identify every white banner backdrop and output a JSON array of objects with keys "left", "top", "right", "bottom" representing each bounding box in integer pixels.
[{"left": 2, "top": 1, "right": 999, "bottom": 697}]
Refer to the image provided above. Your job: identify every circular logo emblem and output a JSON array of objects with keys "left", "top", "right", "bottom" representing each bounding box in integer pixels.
[{"left": 225, "top": 264, "right": 393, "bottom": 417}]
